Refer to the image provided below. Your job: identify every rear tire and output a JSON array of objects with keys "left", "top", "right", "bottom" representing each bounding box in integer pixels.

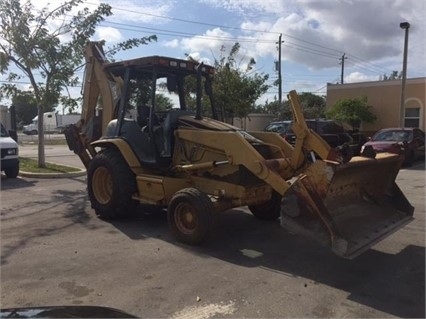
[
  {"left": 248, "top": 191, "right": 281, "bottom": 221},
  {"left": 168, "top": 188, "right": 213, "bottom": 245},
  {"left": 4, "top": 165, "right": 19, "bottom": 178},
  {"left": 87, "top": 148, "right": 137, "bottom": 219}
]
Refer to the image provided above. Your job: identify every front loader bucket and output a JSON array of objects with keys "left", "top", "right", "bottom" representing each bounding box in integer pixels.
[{"left": 281, "top": 153, "right": 414, "bottom": 259}]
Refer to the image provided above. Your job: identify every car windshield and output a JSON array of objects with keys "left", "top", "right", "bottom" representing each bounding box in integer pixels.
[
  {"left": 1, "top": 123, "right": 9, "bottom": 137},
  {"left": 265, "top": 122, "right": 290, "bottom": 133},
  {"left": 372, "top": 130, "right": 412, "bottom": 142},
  {"left": 318, "top": 121, "right": 344, "bottom": 134}
]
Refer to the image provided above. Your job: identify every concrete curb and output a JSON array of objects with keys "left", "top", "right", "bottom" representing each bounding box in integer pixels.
[{"left": 19, "top": 169, "right": 86, "bottom": 179}]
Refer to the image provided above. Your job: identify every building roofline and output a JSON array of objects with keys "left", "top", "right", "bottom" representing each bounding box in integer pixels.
[{"left": 327, "top": 77, "right": 426, "bottom": 90}]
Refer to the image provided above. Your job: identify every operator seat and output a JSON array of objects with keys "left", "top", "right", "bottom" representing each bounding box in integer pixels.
[
  {"left": 105, "top": 119, "right": 156, "bottom": 164},
  {"left": 161, "top": 110, "right": 194, "bottom": 157}
]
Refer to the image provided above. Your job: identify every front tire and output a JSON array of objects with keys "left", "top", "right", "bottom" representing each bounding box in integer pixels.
[
  {"left": 248, "top": 191, "right": 281, "bottom": 221},
  {"left": 87, "top": 148, "right": 137, "bottom": 219},
  {"left": 4, "top": 165, "right": 19, "bottom": 178},
  {"left": 168, "top": 188, "right": 213, "bottom": 245}
]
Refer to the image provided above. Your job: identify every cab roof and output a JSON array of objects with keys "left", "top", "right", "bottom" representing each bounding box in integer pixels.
[{"left": 104, "top": 56, "right": 215, "bottom": 79}]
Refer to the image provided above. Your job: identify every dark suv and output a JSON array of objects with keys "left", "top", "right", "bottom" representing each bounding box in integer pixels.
[{"left": 265, "top": 119, "right": 366, "bottom": 155}]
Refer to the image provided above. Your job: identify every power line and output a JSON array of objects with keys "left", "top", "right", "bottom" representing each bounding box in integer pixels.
[
  {"left": 284, "top": 40, "right": 339, "bottom": 58},
  {"left": 30, "top": 1, "right": 398, "bottom": 79},
  {"left": 283, "top": 44, "right": 339, "bottom": 60},
  {"left": 101, "top": 20, "right": 275, "bottom": 44},
  {"left": 345, "top": 60, "right": 384, "bottom": 76},
  {"left": 84, "top": 0, "right": 281, "bottom": 35},
  {"left": 347, "top": 54, "right": 395, "bottom": 75},
  {"left": 85, "top": 1, "right": 345, "bottom": 56}
]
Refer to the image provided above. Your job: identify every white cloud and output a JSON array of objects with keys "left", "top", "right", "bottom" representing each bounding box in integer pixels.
[
  {"left": 104, "top": 0, "right": 174, "bottom": 24},
  {"left": 200, "top": 0, "right": 290, "bottom": 17},
  {"left": 180, "top": 28, "right": 233, "bottom": 52},
  {"left": 193, "top": 0, "right": 425, "bottom": 76},
  {"left": 344, "top": 72, "right": 378, "bottom": 84},
  {"left": 164, "top": 39, "right": 179, "bottom": 48},
  {"left": 95, "top": 27, "right": 123, "bottom": 43}
]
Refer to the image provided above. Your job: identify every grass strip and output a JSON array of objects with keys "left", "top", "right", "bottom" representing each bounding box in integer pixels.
[{"left": 19, "top": 157, "right": 80, "bottom": 173}]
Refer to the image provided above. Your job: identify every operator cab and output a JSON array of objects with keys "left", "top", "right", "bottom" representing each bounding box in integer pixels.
[{"left": 103, "top": 56, "right": 217, "bottom": 168}]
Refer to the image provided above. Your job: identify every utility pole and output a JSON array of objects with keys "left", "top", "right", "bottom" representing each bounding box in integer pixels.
[
  {"left": 399, "top": 22, "right": 410, "bottom": 127},
  {"left": 276, "top": 34, "right": 284, "bottom": 107},
  {"left": 339, "top": 53, "right": 347, "bottom": 84}
]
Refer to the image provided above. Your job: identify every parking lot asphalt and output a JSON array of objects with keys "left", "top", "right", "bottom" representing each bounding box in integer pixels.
[{"left": 1, "top": 144, "right": 425, "bottom": 318}]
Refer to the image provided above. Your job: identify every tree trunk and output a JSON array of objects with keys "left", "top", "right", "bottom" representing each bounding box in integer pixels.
[{"left": 37, "top": 106, "right": 46, "bottom": 168}]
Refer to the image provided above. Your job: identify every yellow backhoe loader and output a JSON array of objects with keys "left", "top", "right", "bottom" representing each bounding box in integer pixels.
[{"left": 65, "top": 42, "right": 414, "bottom": 259}]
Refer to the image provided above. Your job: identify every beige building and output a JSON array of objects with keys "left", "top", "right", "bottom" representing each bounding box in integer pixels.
[
  {"left": 233, "top": 113, "right": 276, "bottom": 131},
  {"left": 326, "top": 77, "right": 426, "bottom": 134}
]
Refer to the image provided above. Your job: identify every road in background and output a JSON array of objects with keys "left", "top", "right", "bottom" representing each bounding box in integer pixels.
[{"left": 18, "top": 134, "right": 85, "bottom": 170}]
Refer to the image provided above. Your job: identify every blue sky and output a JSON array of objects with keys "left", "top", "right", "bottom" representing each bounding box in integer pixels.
[{"left": 3, "top": 0, "right": 426, "bottom": 107}]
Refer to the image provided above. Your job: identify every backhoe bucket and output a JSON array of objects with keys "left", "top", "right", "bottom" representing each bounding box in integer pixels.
[{"left": 281, "top": 153, "right": 414, "bottom": 259}]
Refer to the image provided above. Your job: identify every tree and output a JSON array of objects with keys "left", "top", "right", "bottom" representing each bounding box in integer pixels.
[
  {"left": 381, "top": 70, "right": 402, "bottom": 81},
  {"left": 262, "top": 92, "right": 326, "bottom": 120},
  {"left": 262, "top": 98, "right": 292, "bottom": 120},
  {"left": 212, "top": 43, "right": 270, "bottom": 120},
  {"left": 0, "top": 0, "right": 156, "bottom": 167},
  {"left": 155, "top": 94, "right": 174, "bottom": 111},
  {"left": 297, "top": 92, "right": 326, "bottom": 119},
  {"left": 11, "top": 91, "right": 38, "bottom": 127},
  {"left": 326, "top": 96, "right": 377, "bottom": 130}
]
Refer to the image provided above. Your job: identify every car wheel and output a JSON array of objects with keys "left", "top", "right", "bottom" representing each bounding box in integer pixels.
[{"left": 4, "top": 165, "right": 19, "bottom": 178}]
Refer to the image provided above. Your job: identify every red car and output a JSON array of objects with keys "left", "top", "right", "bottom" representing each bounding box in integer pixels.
[{"left": 361, "top": 127, "right": 425, "bottom": 165}]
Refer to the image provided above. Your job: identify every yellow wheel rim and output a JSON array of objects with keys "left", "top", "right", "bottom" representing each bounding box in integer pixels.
[
  {"left": 175, "top": 202, "right": 197, "bottom": 235},
  {"left": 92, "top": 167, "right": 113, "bottom": 205}
]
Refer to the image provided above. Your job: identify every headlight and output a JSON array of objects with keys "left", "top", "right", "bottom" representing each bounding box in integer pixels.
[{"left": 7, "top": 148, "right": 17, "bottom": 155}]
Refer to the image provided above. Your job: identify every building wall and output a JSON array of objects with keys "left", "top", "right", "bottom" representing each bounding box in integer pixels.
[
  {"left": 232, "top": 113, "right": 276, "bottom": 131},
  {"left": 326, "top": 77, "right": 426, "bottom": 134}
]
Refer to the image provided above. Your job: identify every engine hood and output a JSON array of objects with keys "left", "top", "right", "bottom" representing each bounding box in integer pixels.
[
  {"left": 0, "top": 136, "right": 18, "bottom": 149},
  {"left": 177, "top": 115, "right": 264, "bottom": 145}
]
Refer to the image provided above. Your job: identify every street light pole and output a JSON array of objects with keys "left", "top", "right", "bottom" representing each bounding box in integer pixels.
[
  {"left": 276, "top": 34, "right": 284, "bottom": 108},
  {"left": 399, "top": 21, "right": 410, "bottom": 127}
]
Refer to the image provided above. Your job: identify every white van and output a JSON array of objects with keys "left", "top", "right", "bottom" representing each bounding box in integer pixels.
[{"left": 0, "top": 122, "right": 19, "bottom": 178}]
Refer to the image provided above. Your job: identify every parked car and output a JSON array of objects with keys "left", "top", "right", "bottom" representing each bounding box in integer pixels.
[
  {"left": 361, "top": 127, "right": 425, "bottom": 165},
  {"left": 0, "top": 122, "right": 19, "bottom": 178},
  {"left": 265, "top": 119, "right": 366, "bottom": 155},
  {"left": 264, "top": 120, "right": 292, "bottom": 139}
]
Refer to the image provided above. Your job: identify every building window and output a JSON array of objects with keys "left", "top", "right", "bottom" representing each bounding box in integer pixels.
[{"left": 404, "top": 107, "right": 420, "bottom": 127}]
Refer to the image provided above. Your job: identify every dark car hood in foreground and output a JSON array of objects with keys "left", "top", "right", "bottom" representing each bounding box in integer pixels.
[{"left": 0, "top": 306, "right": 137, "bottom": 318}]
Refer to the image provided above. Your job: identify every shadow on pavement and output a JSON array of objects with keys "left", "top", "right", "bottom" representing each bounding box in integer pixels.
[
  {"left": 0, "top": 175, "right": 38, "bottom": 190},
  {"left": 404, "top": 159, "right": 425, "bottom": 171},
  {"left": 110, "top": 206, "right": 425, "bottom": 318},
  {"left": 1, "top": 182, "right": 95, "bottom": 266}
]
